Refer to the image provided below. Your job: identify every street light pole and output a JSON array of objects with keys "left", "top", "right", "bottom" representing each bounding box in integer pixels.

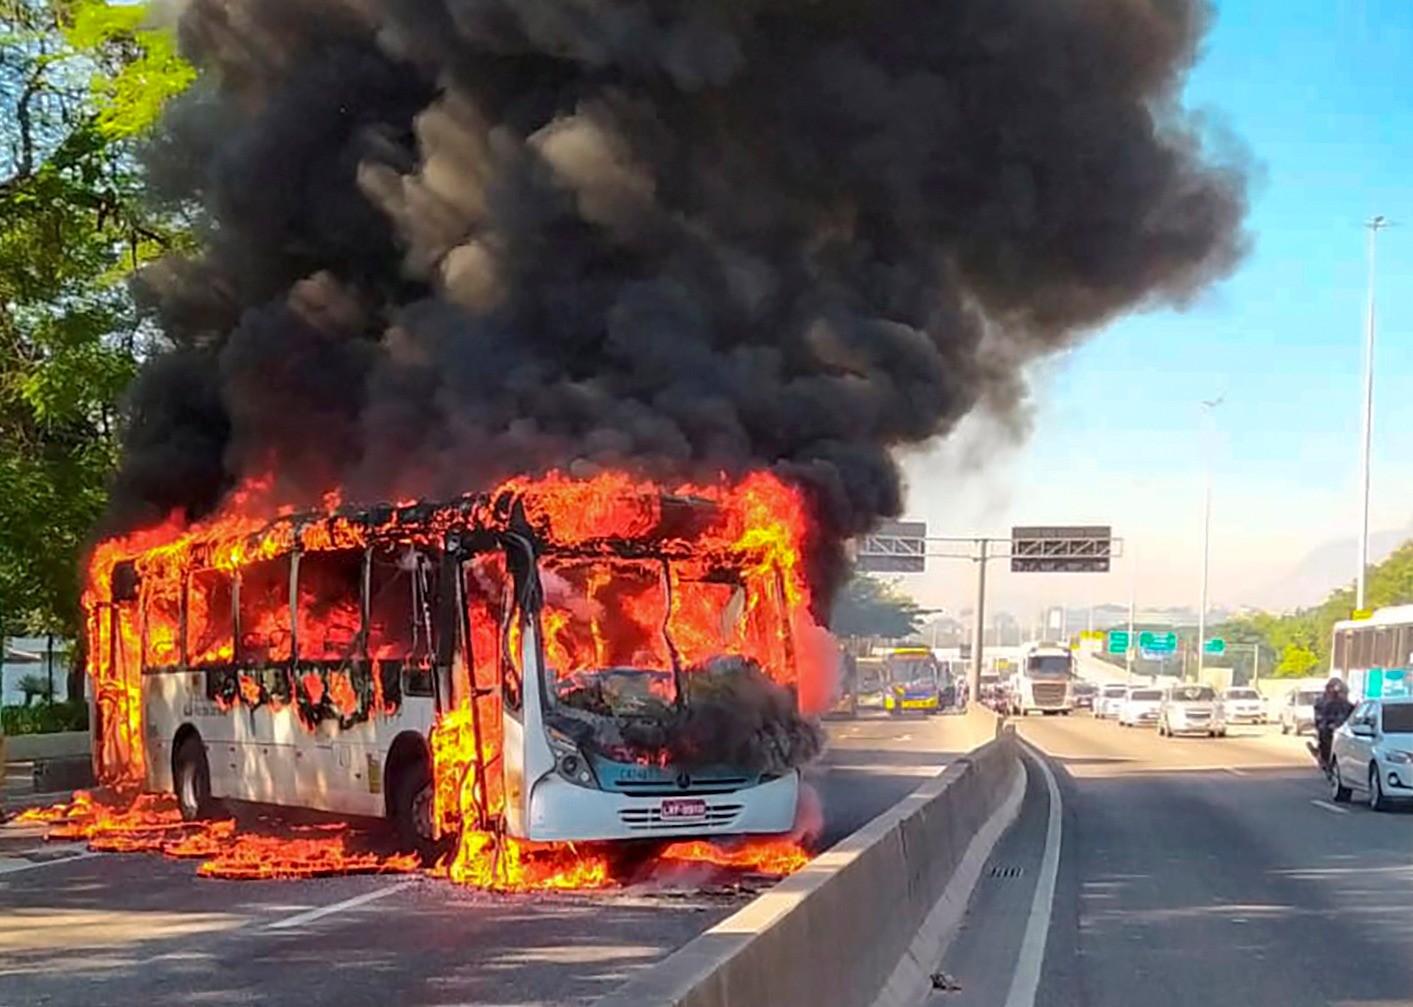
[
  {"left": 1357, "top": 215, "right": 1388, "bottom": 612},
  {"left": 1197, "top": 397, "right": 1222, "bottom": 681},
  {"left": 1126, "top": 541, "right": 1136, "bottom": 682}
]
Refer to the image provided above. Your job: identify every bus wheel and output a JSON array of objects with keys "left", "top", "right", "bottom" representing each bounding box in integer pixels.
[
  {"left": 172, "top": 734, "right": 213, "bottom": 822},
  {"left": 391, "top": 759, "right": 442, "bottom": 861}
]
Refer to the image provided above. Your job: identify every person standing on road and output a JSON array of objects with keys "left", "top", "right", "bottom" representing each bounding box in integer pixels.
[{"left": 1312, "top": 677, "right": 1354, "bottom": 770}]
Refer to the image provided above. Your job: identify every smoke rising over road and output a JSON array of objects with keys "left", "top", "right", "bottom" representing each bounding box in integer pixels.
[{"left": 115, "top": 0, "right": 1247, "bottom": 595}]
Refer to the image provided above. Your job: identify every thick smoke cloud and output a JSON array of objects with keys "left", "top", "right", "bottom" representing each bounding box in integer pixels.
[{"left": 114, "top": 0, "right": 1247, "bottom": 600}]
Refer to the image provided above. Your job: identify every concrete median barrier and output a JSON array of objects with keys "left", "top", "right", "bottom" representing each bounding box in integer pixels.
[{"left": 598, "top": 714, "right": 1022, "bottom": 1007}]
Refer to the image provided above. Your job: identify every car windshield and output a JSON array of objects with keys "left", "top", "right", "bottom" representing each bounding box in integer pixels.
[
  {"left": 1170, "top": 686, "right": 1215, "bottom": 702},
  {"left": 1382, "top": 704, "right": 1413, "bottom": 734},
  {"left": 1298, "top": 691, "right": 1322, "bottom": 705},
  {"left": 1104, "top": 686, "right": 1127, "bottom": 697},
  {"left": 1131, "top": 690, "right": 1162, "bottom": 701},
  {"left": 1225, "top": 689, "right": 1259, "bottom": 700}
]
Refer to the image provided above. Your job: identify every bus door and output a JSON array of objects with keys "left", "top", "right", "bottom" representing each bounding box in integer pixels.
[
  {"left": 458, "top": 545, "right": 522, "bottom": 834},
  {"left": 493, "top": 532, "right": 553, "bottom": 838}
]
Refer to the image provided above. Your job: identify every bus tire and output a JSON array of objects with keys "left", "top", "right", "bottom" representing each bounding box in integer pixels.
[
  {"left": 172, "top": 734, "right": 214, "bottom": 822},
  {"left": 390, "top": 757, "right": 442, "bottom": 862}
]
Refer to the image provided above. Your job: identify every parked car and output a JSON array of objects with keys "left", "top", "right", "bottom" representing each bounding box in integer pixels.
[
  {"left": 1118, "top": 687, "right": 1164, "bottom": 727},
  {"left": 1096, "top": 684, "right": 1129, "bottom": 719},
  {"left": 1072, "top": 681, "right": 1098, "bottom": 711},
  {"left": 1279, "top": 687, "right": 1322, "bottom": 736},
  {"left": 1158, "top": 684, "right": 1226, "bottom": 737},
  {"left": 1328, "top": 697, "right": 1413, "bottom": 811},
  {"left": 1221, "top": 687, "right": 1267, "bottom": 725}
]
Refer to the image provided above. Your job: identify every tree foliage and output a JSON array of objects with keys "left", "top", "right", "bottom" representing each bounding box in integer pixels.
[
  {"left": 0, "top": 0, "right": 191, "bottom": 635},
  {"left": 830, "top": 575, "right": 926, "bottom": 640},
  {"left": 1215, "top": 540, "right": 1413, "bottom": 679}
]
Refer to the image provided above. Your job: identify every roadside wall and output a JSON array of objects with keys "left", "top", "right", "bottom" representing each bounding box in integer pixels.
[
  {"left": 599, "top": 716, "right": 1019, "bottom": 1007},
  {"left": 4, "top": 730, "right": 89, "bottom": 762}
]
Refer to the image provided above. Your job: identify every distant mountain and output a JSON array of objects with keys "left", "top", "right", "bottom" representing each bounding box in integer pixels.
[{"left": 1250, "top": 525, "right": 1413, "bottom": 613}]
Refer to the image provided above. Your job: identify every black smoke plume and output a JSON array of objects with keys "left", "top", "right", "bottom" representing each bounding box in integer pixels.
[{"left": 116, "top": 0, "right": 1247, "bottom": 605}]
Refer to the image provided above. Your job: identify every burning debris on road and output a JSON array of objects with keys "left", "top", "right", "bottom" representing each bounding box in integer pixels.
[{"left": 69, "top": 0, "right": 1246, "bottom": 890}]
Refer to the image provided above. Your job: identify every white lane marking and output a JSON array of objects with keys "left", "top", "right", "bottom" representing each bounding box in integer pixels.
[
  {"left": 1004, "top": 742, "right": 1063, "bottom": 1007},
  {"left": 267, "top": 880, "right": 416, "bottom": 930},
  {"left": 1310, "top": 799, "right": 1351, "bottom": 816},
  {"left": 0, "top": 850, "right": 101, "bottom": 875}
]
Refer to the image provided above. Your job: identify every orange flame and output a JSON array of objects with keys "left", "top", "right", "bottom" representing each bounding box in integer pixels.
[{"left": 658, "top": 838, "right": 812, "bottom": 876}]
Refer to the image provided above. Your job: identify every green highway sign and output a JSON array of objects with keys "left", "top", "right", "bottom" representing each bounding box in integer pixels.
[
  {"left": 1204, "top": 638, "right": 1226, "bottom": 655},
  {"left": 1107, "top": 630, "right": 1130, "bottom": 654},
  {"left": 1138, "top": 630, "right": 1177, "bottom": 653}
]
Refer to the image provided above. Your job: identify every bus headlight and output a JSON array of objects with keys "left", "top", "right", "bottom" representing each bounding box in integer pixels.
[{"left": 547, "top": 726, "right": 598, "bottom": 788}]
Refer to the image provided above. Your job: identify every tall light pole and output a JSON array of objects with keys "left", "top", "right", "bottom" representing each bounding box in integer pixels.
[
  {"left": 1196, "top": 397, "right": 1223, "bottom": 680},
  {"left": 1126, "top": 539, "right": 1137, "bottom": 682},
  {"left": 1357, "top": 215, "right": 1389, "bottom": 612}
]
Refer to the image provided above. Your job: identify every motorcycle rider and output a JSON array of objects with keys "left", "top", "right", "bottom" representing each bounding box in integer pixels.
[{"left": 1312, "top": 676, "right": 1354, "bottom": 770}]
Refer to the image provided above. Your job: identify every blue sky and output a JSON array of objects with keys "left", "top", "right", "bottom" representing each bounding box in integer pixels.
[{"left": 903, "top": 0, "right": 1413, "bottom": 616}]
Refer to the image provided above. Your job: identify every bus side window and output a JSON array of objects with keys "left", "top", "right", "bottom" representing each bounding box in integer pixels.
[
  {"left": 143, "top": 586, "right": 182, "bottom": 671},
  {"left": 295, "top": 549, "right": 364, "bottom": 663},
  {"left": 1353, "top": 628, "right": 1373, "bottom": 670},
  {"left": 238, "top": 556, "right": 293, "bottom": 667},
  {"left": 187, "top": 569, "right": 234, "bottom": 667},
  {"left": 1373, "top": 627, "right": 1393, "bottom": 670},
  {"left": 1333, "top": 631, "right": 1349, "bottom": 673},
  {"left": 369, "top": 545, "right": 436, "bottom": 697}
]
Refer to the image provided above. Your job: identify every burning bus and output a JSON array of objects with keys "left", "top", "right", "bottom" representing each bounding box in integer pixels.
[{"left": 84, "top": 471, "right": 827, "bottom": 859}]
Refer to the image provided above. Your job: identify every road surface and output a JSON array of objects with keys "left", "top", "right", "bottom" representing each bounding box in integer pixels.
[
  {"left": 0, "top": 707, "right": 982, "bottom": 1007},
  {"left": 932, "top": 712, "right": 1413, "bottom": 1007}
]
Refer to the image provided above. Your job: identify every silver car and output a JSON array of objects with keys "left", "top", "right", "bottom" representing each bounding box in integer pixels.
[
  {"left": 1097, "top": 684, "right": 1129, "bottom": 719},
  {"left": 1158, "top": 684, "right": 1227, "bottom": 737},
  {"left": 1221, "top": 686, "right": 1267, "bottom": 724},
  {"left": 1279, "top": 687, "right": 1321, "bottom": 736}
]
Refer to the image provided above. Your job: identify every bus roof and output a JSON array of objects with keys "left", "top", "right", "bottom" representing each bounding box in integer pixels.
[{"left": 99, "top": 477, "right": 783, "bottom": 582}]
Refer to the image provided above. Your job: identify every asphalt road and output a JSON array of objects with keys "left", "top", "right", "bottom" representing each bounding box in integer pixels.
[
  {"left": 932, "top": 713, "right": 1413, "bottom": 1007},
  {"left": 0, "top": 707, "right": 981, "bottom": 1007}
]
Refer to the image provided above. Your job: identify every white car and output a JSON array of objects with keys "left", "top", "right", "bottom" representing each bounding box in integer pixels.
[
  {"left": 1118, "top": 687, "right": 1164, "bottom": 727},
  {"left": 1279, "top": 687, "right": 1321, "bottom": 736},
  {"left": 1157, "top": 684, "right": 1226, "bottom": 737},
  {"left": 1329, "top": 697, "right": 1413, "bottom": 811},
  {"left": 1096, "top": 684, "right": 1129, "bottom": 719},
  {"left": 1221, "top": 687, "right": 1267, "bottom": 724}
]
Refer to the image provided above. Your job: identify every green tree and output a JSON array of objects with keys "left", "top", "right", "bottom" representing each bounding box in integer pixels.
[
  {"left": 0, "top": 1, "right": 191, "bottom": 645},
  {"left": 16, "top": 670, "right": 54, "bottom": 705},
  {"left": 830, "top": 575, "right": 926, "bottom": 640}
]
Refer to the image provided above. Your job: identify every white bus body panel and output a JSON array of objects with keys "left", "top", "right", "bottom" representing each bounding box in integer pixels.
[{"left": 144, "top": 670, "right": 436, "bottom": 819}]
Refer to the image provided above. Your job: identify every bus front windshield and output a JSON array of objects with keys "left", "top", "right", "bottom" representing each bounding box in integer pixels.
[
  {"left": 888, "top": 654, "right": 939, "bottom": 687},
  {"left": 538, "top": 557, "right": 777, "bottom": 720}
]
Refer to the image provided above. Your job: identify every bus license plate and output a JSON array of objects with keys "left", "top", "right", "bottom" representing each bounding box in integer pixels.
[{"left": 661, "top": 798, "right": 707, "bottom": 820}]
